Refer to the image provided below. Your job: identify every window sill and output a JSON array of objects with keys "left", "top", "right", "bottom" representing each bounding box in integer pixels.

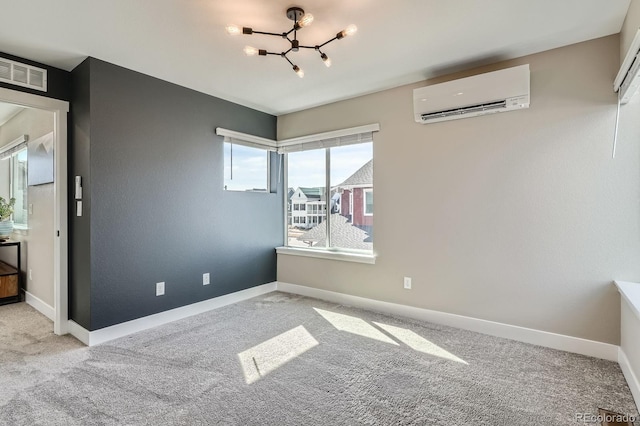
[
  {"left": 276, "top": 246, "right": 376, "bottom": 264},
  {"left": 615, "top": 281, "right": 640, "bottom": 322},
  {"left": 12, "top": 226, "right": 28, "bottom": 235}
]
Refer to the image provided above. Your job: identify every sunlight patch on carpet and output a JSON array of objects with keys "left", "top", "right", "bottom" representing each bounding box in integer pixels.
[
  {"left": 238, "top": 325, "right": 319, "bottom": 384},
  {"left": 373, "top": 322, "right": 468, "bottom": 364},
  {"left": 313, "top": 308, "right": 399, "bottom": 345}
]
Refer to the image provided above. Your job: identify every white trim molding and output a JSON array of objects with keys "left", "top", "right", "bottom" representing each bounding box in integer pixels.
[
  {"left": 24, "top": 291, "right": 55, "bottom": 321},
  {"left": 215, "top": 127, "right": 277, "bottom": 151},
  {"left": 278, "top": 123, "right": 380, "bottom": 147},
  {"left": 276, "top": 246, "right": 376, "bottom": 264},
  {"left": 68, "top": 282, "right": 277, "bottom": 346},
  {"left": 619, "top": 348, "right": 640, "bottom": 410},
  {"left": 67, "top": 320, "right": 90, "bottom": 345},
  {"left": 276, "top": 282, "right": 619, "bottom": 361}
]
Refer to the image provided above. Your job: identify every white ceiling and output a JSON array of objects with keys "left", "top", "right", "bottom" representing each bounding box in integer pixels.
[
  {"left": 0, "top": 103, "right": 24, "bottom": 127},
  {"left": 0, "top": 0, "right": 631, "bottom": 115}
]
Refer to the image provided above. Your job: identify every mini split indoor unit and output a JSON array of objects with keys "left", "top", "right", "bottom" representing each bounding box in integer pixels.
[
  {"left": 413, "top": 64, "right": 530, "bottom": 124},
  {"left": 614, "top": 29, "right": 640, "bottom": 104}
]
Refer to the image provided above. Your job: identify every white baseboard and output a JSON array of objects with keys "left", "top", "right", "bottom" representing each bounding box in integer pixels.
[
  {"left": 67, "top": 320, "right": 90, "bottom": 345},
  {"left": 619, "top": 348, "right": 640, "bottom": 410},
  {"left": 276, "top": 282, "right": 619, "bottom": 362},
  {"left": 69, "top": 282, "right": 277, "bottom": 346},
  {"left": 24, "top": 291, "right": 55, "bottom": 322}
]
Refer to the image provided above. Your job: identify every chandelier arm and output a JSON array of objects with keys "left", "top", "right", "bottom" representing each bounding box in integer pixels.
[
  {"left": 298, "top": 45, "right": 319, "bottom": 50},
  {"left": 251, "top": 30, "right": 284, "bottom": 37},
  {"left": 282, "top": 55, "right": 295, "bottom": 67},
  {"left": 317, "top": 37, "right": 339, "bottom": 49}
]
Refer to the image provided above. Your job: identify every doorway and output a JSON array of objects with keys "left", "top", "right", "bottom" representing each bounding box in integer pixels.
[{"left": 0, "top": 87, "right": 68, "bottom": 335}]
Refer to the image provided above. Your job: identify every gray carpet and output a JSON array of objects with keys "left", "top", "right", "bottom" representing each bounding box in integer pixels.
[{"left": 0, "top": 293, "right": 637, "bottom": 425}]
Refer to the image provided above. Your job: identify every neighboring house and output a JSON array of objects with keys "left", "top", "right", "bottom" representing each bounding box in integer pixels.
[
  {"left": 335, "top": 159, "right": 373, "bottom": 235},
  {"left": 289, "top": 187, "right": 327, "bottom": 229}
]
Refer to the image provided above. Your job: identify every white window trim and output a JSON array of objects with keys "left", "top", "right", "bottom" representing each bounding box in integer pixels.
[
  {"left": 276, "top": 246, "right": 376, "bottom": 264},
  {"left": 363, "top": 188, "right": 373, "bottom": 217},
  {"left": 349, "top": 192, "right": 354, "bottom": 216},
  {"left": 8, "top": 147, "right": 28, "bottom": 228}
]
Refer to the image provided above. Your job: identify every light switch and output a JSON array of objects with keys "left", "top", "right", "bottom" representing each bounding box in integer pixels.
[
  {"left": 75, "top": 176, "right": 82, "bottom": 200},
  {"left": 76, "top": 201, "right": 82, "bottom": 217},
  {"left": 28, "top": 204, "right": 33, "bottom": 215}
]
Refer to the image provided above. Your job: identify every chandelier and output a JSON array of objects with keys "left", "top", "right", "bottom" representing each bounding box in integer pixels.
[{"left": 225, "top": 6, "right": 357, "bottom": 78}]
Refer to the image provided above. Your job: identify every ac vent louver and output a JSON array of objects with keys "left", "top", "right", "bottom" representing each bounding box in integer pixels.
[
  {"left": 420, "top": 100, "right": 507, "bottom": 122},
  {"left": 0, "top": 57, "right": 47, "bottom": 92}
]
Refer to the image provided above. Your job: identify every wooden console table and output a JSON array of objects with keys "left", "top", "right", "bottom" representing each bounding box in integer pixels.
[{"left": 0, "top": 240, "right": 21, "bottom": 305}]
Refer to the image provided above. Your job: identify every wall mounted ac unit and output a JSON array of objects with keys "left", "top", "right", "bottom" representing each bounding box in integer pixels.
[
  {"left": 413, "top": 64, "right": 530, "bottom": 124},
  {"left": 614, "top": 29, "right": 640, "bottom": 104}
]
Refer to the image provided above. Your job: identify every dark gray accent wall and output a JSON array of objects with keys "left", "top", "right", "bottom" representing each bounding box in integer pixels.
[
  {"left": 72, "top": 58, "right": 282, "bottom": 331},
  {"left": 69, "top": 58, "right": 92, "bottom": 329},
  {"left": 0, "top": 51, "right": 72, "bottom": 101}
]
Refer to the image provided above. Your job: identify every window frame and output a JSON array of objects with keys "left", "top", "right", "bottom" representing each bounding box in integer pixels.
[
  {"left": 285, "top": 144, "right": 373, "bottom": 255},
  {"left": 223, "top": 141, "right": 270, "bottom": 193},
  {"left": 363, "top": 188, "right": 373, "bottom": 217},
  {"left": 9, "top": 147, "right": 28, "bottom": 228}
]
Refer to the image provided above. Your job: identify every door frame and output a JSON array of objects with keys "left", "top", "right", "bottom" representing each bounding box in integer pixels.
[{"left": 0, "top": 86, "right": 69, "bottom": 335}]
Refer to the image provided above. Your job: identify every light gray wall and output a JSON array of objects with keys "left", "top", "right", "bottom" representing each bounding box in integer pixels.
[
  {"left": 0, "top": 107, "right": 55, "bottom": 306},
  {"left": 277, "top": 35, "right": 640, "bottom": 345}
]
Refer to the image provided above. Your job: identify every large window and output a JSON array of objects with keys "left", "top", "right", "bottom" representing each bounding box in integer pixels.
[
  {"left": 223, "top": 142, "right": 268, "bottom": 192},
  {"left": 287, "top": 142, "right": 373, "bottom": 252}
]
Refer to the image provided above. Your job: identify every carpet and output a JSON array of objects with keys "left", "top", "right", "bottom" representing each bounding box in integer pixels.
[{"left": 0, "top": 293, "right": 637, "bottom": 425}]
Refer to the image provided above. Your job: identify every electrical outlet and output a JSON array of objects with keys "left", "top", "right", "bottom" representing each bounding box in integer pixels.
[
  {"left": 203, "top": 273, "right": 210, "bottom": 285},
  {"left": 403, "top": 277, "right": 412, "bottom": 290},
  {"left": 156, "top": 282, "right": 165, "bottom": 296}
]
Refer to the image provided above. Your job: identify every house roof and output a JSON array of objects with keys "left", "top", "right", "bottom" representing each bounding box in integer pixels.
[
  {"left": 295, "top": 187, "right": 325, "bottom": 200},
  {"left": 298, "top": 214, "right": 372, "bottom": 251},
  {"left": 336, "top": 159, "right": 372, "bottom": 189}
]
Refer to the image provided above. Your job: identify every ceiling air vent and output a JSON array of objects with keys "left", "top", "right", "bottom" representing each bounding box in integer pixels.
[{"left": 0, "top": 57, "right": 47, "bottom": 92}]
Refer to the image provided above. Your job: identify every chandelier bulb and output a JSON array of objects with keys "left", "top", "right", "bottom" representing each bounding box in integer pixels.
[
  {"left": 293, "top": 65, "right": 304, "bottom": 78},
  {"left": 225, "top": 24, "right": 241, "bottom": 35},
  {"left": 298, "top": 13, "right": 314, "bottom": 28},
  {"left": 321, "top": 53, "right": 332, "bottom": 68},
  {"left": 243, "top": 46, "right": 259, "bottom": 56},
  {"left": 338, "top": 24, "right": 358, "bottom": 39}
]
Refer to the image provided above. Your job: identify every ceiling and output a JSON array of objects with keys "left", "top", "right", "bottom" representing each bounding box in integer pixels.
[
  {"left": 0, "top": 103, "right": 24, "bottom": 127},
  {"left": 0, "top": 0, "right": 631, "bottom": 115}
]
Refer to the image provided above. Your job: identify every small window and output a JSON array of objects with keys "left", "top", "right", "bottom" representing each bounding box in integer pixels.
[
  {"left": 223, "top": 142, "right": 268, "bottom": 192},
  {"left": 364, "top": 189, "right": 373, "bottom": 216}
]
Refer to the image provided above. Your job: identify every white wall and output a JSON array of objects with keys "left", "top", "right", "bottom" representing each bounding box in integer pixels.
[
  {"left": 277, "top": 35, "right": 640, "bottom": 345},
  {"left": 0, "top": 107, "right": 55, "bottom": 307}
]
